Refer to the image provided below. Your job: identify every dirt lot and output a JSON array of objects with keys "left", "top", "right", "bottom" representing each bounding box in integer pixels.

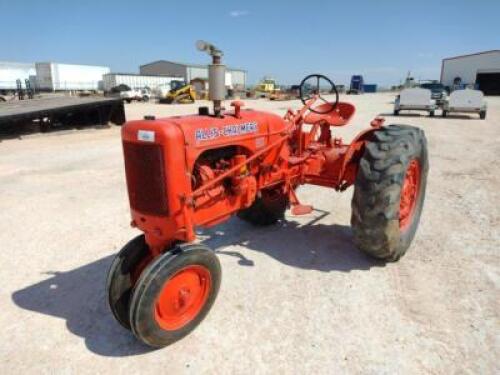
[{"left": 1, "top": 93, "right": 499, "bottom": 374}]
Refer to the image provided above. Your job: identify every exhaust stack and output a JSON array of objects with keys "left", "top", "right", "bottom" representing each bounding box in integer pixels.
[{"left": 196, "top": 40, "right": 225, "bottom": 117}]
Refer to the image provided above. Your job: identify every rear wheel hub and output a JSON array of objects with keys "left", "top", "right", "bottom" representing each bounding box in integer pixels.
[{"left": 399, "top": 159, "right": 421, "bottom": 230}]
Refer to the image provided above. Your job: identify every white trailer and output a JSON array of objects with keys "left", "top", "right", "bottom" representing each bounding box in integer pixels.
[
  {"left": 35, "top": 62, "right": 110, "bottom": 91},
  {"left": 442, "top": 89, "right": 487, "bottom": 119},
  {"left": 0, "top": 62, "right": 36, "bottom": 90},
  {"left": 102, "top": 73, "right": 179, "bottom": 92},
  {"left": 394, "top": 88, "right": 437, "bottom": 117}
]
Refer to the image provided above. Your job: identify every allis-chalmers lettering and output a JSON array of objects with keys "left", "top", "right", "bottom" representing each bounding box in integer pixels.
[{"left": 195, "top": 122, "right": 258, "bottom": 141}]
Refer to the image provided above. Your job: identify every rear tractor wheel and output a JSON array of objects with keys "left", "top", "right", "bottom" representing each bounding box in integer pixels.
[
  {"left": 480, "top": 110, "right": 486, "bottom": 120},
  {"left": 351, "top": 124, "right": 429, "bottom": 261},
  {"left": 237, "top": 187, "right": 288, "bottom": 226},
  {"left": 129, "top": 243, "right": 221, "bottom": 347}
]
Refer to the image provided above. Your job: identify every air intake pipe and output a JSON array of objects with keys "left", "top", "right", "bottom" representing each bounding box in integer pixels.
[{"left": 196, "top": 40, "right": 225, "bottom": 117}]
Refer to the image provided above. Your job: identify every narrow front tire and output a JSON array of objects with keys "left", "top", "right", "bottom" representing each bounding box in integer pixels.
[
  {"left": 107, "top": 235, "right": 152, "bottom": 329},
  {"left": 129, "top": 244, "right": 221, "bottom": 347}
]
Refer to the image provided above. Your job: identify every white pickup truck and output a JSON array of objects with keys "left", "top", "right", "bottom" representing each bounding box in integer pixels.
[{"left": 120, "top": 88, "right": 151, "bottom": 103}]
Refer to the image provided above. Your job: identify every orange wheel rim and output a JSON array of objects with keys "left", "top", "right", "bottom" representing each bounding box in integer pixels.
[
  {"left": 154, "top": 265, "right": 212, "bottom": 330},
  {"left": 399, "top": 159, "right": 421, "bottom": 231}
]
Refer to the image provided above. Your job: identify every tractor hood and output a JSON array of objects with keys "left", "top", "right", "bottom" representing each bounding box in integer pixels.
[
  {"left": 122, "top": 108, "right": 288, "bottom": 169},
  {"left": 167, "top": 109, "right": 285, "bottom": 147}
]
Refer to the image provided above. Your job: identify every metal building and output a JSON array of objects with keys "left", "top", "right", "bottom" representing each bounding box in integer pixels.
[
  {"left": 441, "top": 50, "right": 500, "bottom": 95},
  {"left": 139, "top": 60, "right": 247, "bottom": 89},
  {"left": 103, "top": 73, "right": 181, "bottom": 92}
]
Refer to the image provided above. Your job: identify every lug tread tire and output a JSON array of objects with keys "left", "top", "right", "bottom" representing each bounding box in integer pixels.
[{"left": 351, "top": 124, "right": 429, "bottom": 261}]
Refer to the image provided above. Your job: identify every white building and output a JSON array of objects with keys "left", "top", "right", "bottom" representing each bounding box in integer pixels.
[
  {"left": 103, "top": 73, "right": 181, "bottom": 92},
  {"left": 441, "top": 50, "right": 500, "bottom": 95},
  {"left": 0, "top": 61, "right": 36, "bottom": 90},
  {"left": 35, "top": 62, "right": 110, "bottom": 91},
  {"left": 139, "top": 60, "right": 247, "bottom": 89}
]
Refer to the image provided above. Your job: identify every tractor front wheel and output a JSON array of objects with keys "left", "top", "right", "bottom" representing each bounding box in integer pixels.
[
  {"left": 129, "top": 243, "right": 221, "bottom": 347},
  {"left": 351, "top": 124, "right": 428, "bottom": 261},
  {"left": 106, "top": 235, "right": 152, "bottom": 329},
  {"left": 237, "top": 187, "right": 288, "bottom": 226}
]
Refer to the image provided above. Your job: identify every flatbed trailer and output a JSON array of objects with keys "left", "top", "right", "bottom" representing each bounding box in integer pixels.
[{"left": 0, "top": 96, "right": 125, "bottom": 129}]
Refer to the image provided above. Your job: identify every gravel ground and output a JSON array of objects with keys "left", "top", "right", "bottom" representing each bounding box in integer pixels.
[{"left": 0, "top": 93, "right": 499, "bottom": 374}]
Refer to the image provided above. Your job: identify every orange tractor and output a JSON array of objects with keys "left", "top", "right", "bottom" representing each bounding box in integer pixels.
[{"left": 107, "top": 41, "right": 429, "bottom": 347}]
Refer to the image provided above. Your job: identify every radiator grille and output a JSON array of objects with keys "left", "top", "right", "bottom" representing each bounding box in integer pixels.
[{"left": 123, "top": 142, "right": 168, "bottom": 216}]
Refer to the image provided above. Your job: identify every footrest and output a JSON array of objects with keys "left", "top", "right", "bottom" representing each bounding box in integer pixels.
[{"left": 291, "top": 204, "right": 313, "bottom": 216}]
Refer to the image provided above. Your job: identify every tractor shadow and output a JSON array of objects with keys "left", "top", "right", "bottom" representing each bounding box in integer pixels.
[
  {"left": 11, "top": 212, "right": 382, "bottom": 358},
  {"left": 11, "top": 255, "right": 152, "bottom": 358},
  {"left": 200, "top": 211, "right": 383, "bottom": 273}
]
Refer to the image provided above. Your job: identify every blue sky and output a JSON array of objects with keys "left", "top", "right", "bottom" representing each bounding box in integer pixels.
[{"left": 1, "top": 0, "right": 499, "bottom": 86}]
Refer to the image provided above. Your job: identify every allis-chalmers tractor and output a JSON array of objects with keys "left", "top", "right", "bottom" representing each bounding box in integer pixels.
[{"left": 107, "top": 41, "right": 429, "bottom": 348}]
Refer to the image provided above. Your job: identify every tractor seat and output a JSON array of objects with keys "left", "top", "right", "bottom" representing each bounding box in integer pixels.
[{"left": 304, "top": 102, "right": 355, "bottom": 126}]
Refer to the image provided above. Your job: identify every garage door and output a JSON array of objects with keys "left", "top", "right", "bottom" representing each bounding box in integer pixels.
[{"left": 476, "top": 72, "right": 500, "bottom": 95}]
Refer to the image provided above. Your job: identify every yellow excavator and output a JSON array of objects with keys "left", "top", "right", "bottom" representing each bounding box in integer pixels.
[{"left": 160, "top": 80, "right": 196, "bottom": 104}]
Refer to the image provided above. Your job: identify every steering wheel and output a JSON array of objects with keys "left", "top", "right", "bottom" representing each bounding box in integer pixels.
[{"left": 299, "top": 74, "right": 339, "bottom": 114}]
